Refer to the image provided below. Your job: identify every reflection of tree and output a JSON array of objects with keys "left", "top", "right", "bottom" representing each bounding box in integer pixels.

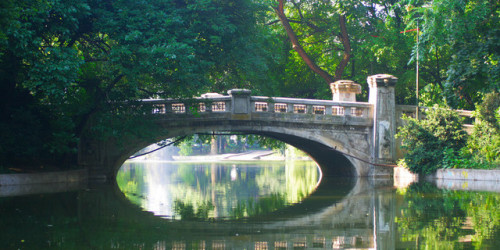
[
  {"left": 286, "top": 161, "right": 319, "bottom": 204},
  {"left": 117, "top": 161, "right": 320, "bottom": 220},
  {"left": 231, "top": 193, "right": 286, "bottom": 219},
  {"left": 396, "top": 182, "right": 500, "bottom": 248},
  {"left": 173, "top": 200, "right": 214, "bottom": 220},
  {"left": 116, "top": 163, "right": 146, "bottom": 207}
]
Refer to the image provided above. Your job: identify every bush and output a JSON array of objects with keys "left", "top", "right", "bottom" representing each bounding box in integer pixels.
[
  {"left": 467, "top": 93, "right": 500, "bottom": 167},
  {"left": 397, "top": 106, "right": 468, "bottom": 174}
]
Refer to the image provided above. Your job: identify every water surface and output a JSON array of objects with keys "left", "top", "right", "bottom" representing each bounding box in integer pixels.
[
  {"left": 117, "top": 160, "right": 321, "bottom": 220},
  {"left": 1, "top": 161, "right": 500, "bottom": 249}
]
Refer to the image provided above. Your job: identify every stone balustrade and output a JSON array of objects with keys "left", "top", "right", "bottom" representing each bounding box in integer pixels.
[{"left": 140, "top": 94, "right": 372, "bottom": 119}]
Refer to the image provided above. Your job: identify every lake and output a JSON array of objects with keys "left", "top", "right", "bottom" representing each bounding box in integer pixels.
[{"left": 1, "top": 159, "right": 499, "bottom": 249}]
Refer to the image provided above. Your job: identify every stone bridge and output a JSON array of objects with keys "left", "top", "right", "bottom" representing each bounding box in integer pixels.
[{"left": 78, "top": 74, "right": 471, "bottom": 181}]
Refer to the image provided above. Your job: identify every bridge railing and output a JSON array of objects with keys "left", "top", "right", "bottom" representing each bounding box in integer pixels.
[
  {"left": 141, "top": 95, "right": 373, "bottom": 119},
  {"left": 250, "top": 96, "right": 372, "bottom": 118},
  {"left": 141, "top": 96, "right": 232, "bottom": 114},
  {"left": 396, "top": 105, "right": 475, "bottom": 132}
]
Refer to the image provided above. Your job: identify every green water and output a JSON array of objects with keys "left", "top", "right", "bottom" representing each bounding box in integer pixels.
[{"left": 0, "top": 161, "right": 499, "bottom": 249}]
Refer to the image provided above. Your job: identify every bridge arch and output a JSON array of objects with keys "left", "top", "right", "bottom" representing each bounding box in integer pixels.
[
  {"left": 80, "top": 74, "right": 404, "bottom": 181},
  {"left": 110, "top": 120, "right": 371, "bottom": 180}
]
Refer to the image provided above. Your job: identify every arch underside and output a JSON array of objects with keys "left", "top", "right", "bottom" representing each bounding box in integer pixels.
[{"left": 116, "top": 119, "right": 373, "bottom": 178}]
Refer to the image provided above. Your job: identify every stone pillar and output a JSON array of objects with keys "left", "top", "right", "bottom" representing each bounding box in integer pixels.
[
  {"left": 228, "top": 89, "right": 252, "bottom": 119},
  {"left": 330, "top": 80, "right": 362, "bottom": 102},
  {"left": 367, "top": 74, "right": 397, "bottom": 172}
]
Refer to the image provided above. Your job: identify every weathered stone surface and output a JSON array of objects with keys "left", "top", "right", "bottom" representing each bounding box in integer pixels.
[
  {"left": 79, "top": 75, "right": 403, "bottom": 180},
  {"left": 0, "top": 169, "right": 87, "bottom": 186},
  {"left": 368, "top": 74, "right": 397, "bottom": 169},
  {"left": 330, "top": 80, "right": 362, "bottom": 102},
  {"left": 432, "top": 169, "right": 500, "bottom": 181},
  {"left": 228, "top": 89, "right": 251, "bottom": 114},
  {"left": 367, "top": 74, "right": 397, "bottom": 87}
]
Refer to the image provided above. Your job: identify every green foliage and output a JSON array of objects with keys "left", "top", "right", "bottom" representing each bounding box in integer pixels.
[
  {"left": 2, "top": 0, "right": 497, "bottom": 169},
  {"left": 467, "top": 93, "right": 500, "bottom": 166},
  {"left": 397, "top": 182, "right": 500, "bottom": 248},
  {"left": 1, "top": 0, "right": 268, "bottom": 168},
  {"left": 177, "top": 140, "right": 194, "bottom": 156},
  {"left": 174, "top": 200, "right": 214, "bottom": 220},
  {"left": 397, "top": 106, "right": 468, "bottom": 174},
  {"left": 476, "top": 92, "right": 500, "bottom": 129},
  {"left": 173, "top": 134, "right": 285, "bottom": 156},
  {"left": 402, "top": 0, "right": 500, "bottom": 109}
]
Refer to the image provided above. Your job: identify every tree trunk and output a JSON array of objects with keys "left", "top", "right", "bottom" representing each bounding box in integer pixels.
[
  {"left": 274, "top": 0, "right": 352, "bottom": 84},
  {"left": 334, "top": 15, "right": 351, "bottom": 81},
  {"left": 274, "top": 0, "right": 334, "bottom": 84},
  {"left": 211, "top": 136, "right": 218, "bottom": 155}
]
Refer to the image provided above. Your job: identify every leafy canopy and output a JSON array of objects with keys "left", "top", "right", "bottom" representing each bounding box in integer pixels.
[{"left": 0, "top": 0, "right": 267, "bottom": 167}]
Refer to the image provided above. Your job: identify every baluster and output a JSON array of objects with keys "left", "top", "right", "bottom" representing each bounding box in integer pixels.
[
  {"left": 344, "top": 107, "right": 352, "bottom": 116},
  {"left": 361, "top": 107, "right": 368, "bottom": 118},
  {"left": 225, "top": 100, "right": 231, "bottom": 112},
  {"left": 268, "top": 102, "right": 274, "bottom": 113},
  {"left": 165, "top": 103, "right": 172, "bottom": 114},
  {"left": 205, "top": 101, "right": 212, "bottom": 113},
  {"left": 306, "top": 105, "right": 313, "bottom": 114},
  {"left": 325, "top": 106, "right": 332, "bottom": 115}
]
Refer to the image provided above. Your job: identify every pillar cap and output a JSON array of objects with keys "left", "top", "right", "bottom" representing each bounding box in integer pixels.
[
  {"left": 367, "top": 74, "right": 398, "bottom": 88},
  {"left": 201, "top": 92, "right": 223, "bottom": 98},
  {"left": 227, "top": 89, "right": 251, "bottom": 96},
  {"left": 329, "top": 80, "right": 362, "bottom": 94}
]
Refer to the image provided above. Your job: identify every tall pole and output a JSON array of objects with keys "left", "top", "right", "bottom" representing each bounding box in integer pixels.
[{"left": 416, "top": 21, "right": 420, "bottom": 120}]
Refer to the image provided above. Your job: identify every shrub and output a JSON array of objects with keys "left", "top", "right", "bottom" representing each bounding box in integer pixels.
[
  {"left": 397, "top": 106, "right": 468, "bottom": 174},
  {"left": 467, "top": 93, "right": 500, "bottom": 167}
]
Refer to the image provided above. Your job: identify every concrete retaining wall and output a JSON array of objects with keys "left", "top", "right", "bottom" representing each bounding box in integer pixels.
[
  {"left": 431, "top": 169, "right": 500, "bottom": 181},
  {"left": 429, "top": 169, "right": 500, "bottom": 192},
  {"left": 0, "top": 169, "right": 87, "bottom": 186},
  {"left": 432, "top": 178, "right": 500, "bottom": 193},
  {"left": 394, "top": 167, "right": 500, "bottom": 192}
]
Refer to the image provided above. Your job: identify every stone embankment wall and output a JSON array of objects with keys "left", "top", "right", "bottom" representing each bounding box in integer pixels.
[
  {"left": 0, "top": 169, "right": 87, "bottom": 186},
  {"left": 429, "top": 169, "right": 500, "bottom": 192},
  {"left": 394, "top": 167, "right": 500, "bottom": 192},
  {"left": 0, "top": 169, "right": 88, "bottom": 197}
]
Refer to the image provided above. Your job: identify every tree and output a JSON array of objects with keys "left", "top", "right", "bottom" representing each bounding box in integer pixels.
[
  {"left": 402, "top": 0, "right": 500, "bottom": 109},
  {"left": 260, "top": 0, "right": 422, "bottom": 101},
  {"left": 271, "top": 0, "right": 351, "bottom": 84},
  {"left": 0, "top": 0, "right": 268, "bottom": 168}
]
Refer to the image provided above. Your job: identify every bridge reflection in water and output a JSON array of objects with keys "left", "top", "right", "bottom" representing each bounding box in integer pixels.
[
  {"left": 105, "top": 174, "right": 395, "bottom": 249},
  {"left": 0, "top": 172, "right": 397, "bottom": 249},
  {"left": 2, "top": 170, "right": 499, "bottom": 248}
]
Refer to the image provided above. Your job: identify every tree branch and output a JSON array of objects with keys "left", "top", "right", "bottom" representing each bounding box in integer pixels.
[
  {"left": 334, "top": 15, "right": 351, "bottom": 81},
  {"left": 274, "top": 0, "right": 334, "bottom": 84}
]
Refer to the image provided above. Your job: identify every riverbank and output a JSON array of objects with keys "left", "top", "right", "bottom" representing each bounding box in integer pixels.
[
  {"left": 171, "top": 150, "right": 285, "bottom": 162},
  {"left": 2, "top": 161, "right": 500, "bottom": 194},
  {"left": 0, "top": 169, "right": 87, "bottom": 186},
  {"left": 0, "top": 169, "right": 87, "bottom": 197},
  {"left": 394, "top": 166, "right": 500, "bottom": 192},
  {"left": 135, "top": 150, "right": 311, "bottom": 162}
]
